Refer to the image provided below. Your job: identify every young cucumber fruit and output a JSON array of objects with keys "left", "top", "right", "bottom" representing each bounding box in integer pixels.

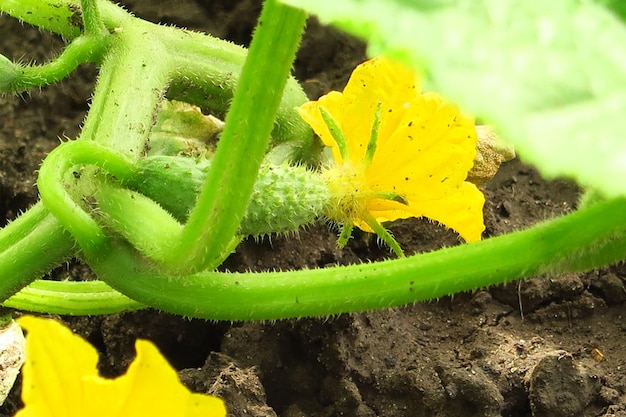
[{"left": 126, "top": 155, "right": 330, "bottom": 237}]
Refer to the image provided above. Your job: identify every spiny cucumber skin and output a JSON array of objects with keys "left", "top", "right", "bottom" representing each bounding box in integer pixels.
[
  {"left": 127, "top": 155, "right": 330, "bottom": 237},
  {"left": 241, "top": 162, "right": 329, "bottom": 236}
]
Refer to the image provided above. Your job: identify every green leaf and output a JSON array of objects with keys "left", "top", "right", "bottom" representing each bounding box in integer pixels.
[
  {"left": 281, "top": 0, "right": 626, "bottom": 197},
  {"left": 597, "top": 0, "right": 626, "bottom": 23}
]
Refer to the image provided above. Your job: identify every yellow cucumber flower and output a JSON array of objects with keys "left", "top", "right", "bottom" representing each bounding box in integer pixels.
[
  {"left": 15, "top": 315, "right": 226, "bottom": 417},
  {"left": 298, "top": 57, "right": 485, "bottom": 255}
]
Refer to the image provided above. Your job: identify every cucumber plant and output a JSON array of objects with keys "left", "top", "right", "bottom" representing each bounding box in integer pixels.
[{"left": 0, "top": 0, "right": 624, "bottom": 320}]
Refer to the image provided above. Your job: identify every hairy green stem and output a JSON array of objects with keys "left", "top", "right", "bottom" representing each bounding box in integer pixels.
[
  {"left": 0, "top": 0, "right": 136, "bottom": 39},
  {"left": 0, "top": 0, "right": 313, "bottom": 288},
  {"left": 72, "top": 198, "right": 625, "bottom": 320},
  {"left": 95, "top": 184, "right": 185, "bottom": 262},
  {"left": 6, "top": 219, "right": 626, "bottom": 316},
  {"left": 80, "top": 0, "right": 107, "bottom": 37},
  {"left": 0, "top": 204, "right": 48, "bottom": 252},
  {"left": 0, "top": 204, "right": 75, "bottom": 298},
  {"left": 0, "top": 0, "right": 111, "bottom": 94},
  {"left": 0, "top": 36, "right": 106, "bottom": 93},
  {"left": 164, "top": 34, "right": 313, "bottom": 148},
  {"left": 3, "top": 198, "right": 625, "bottom": 317},
  {"left": 37, "top": 141, "right": 136, "bottom": 258},
  {"left": 162, "top": 0, "right": 308, "bottom": 273},
  {"left": 79, "top": 37, "right": 168, "bottom": 154},
  {"left": 0, "top": 0, "right": 83, "bottom": 39}
]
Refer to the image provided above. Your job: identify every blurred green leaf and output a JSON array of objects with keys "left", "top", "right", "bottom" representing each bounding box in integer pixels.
[
  {"left": 283, "top": 0, "right": 626, "bottom": 197},
  {"left": 597, "top": 0, "right": 626, "bottom": 22}
]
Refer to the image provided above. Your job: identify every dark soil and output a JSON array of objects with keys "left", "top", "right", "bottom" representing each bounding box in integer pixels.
[{"left": 2, "top": 1, "right": 626, "bottom": 416}]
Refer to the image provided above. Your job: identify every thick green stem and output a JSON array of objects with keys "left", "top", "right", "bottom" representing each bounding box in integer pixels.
[
  {"left": 77, "top": 198, "right": 626, "bottom": 320},
  {"left": 3, "top": 197, "right": 625, "bottom": 317},
  {"left": 0, "top": 203, "right": 48, "bottom": 252},
  {"left": 162, "top": 27, "right": 313, "bottom": 147},
  {"left": 1, "top": 0, "right": 313, "bottom": 147},
  {"left": 80, "top": 0, "right": 107, "bottom": 37},
  {"left": 79, "top": 34, "right": 169, "bottom": 154},
  {"left": 0, "top": 0, "right": 135, "bottom": 39},
  {"left": 37, "top": 141, "right": 137, "bottom": 258},
  {"left": 162, "top": 0, "right": 308, "bottom": 273},
  {"left": 0, "top": 204, "right": 75, "bottom": 298},
  {"left": 0, "top": 0, "right": 83, "bottom": 39}
]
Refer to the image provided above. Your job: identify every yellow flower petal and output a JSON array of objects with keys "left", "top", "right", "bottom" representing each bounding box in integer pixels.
[
  {"left": 85, "top": 340, "right": 226, "bottom": 416},
  {"left": 298, "top": 91, "right": 347, "bottom": 164},
  {"left": 342, "top": 57, "right": 419, "bottom": 160},
  {"left": 367, "top": 182, "right": 485, "bottom": 242},
  {"left": 298, "top": 58, "right": 420, "bottom": 166},
  {"left": 369, "top": 94, "right": 477, "bottom": 202},
  {"left": 414, "top": 182, "right": 486, "bottom": 243},
  {"left": 16, "top": 315, "right": 100, "bottom": 417},
  {"left": 16, "top": 316, "right": 226, "bottom": 417}
]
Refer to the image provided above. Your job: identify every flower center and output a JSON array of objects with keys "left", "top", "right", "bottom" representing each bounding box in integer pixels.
[{"left": 322, "top": 162, "right": 372, "bottom": 224}]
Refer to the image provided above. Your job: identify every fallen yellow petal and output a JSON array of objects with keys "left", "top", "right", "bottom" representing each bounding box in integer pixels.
[
  {"left": 17, "top": 315, "right": 101, "bottom": 417},
  {"left": 16, "top": 316, "right": 226, "bottom": 417}
]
